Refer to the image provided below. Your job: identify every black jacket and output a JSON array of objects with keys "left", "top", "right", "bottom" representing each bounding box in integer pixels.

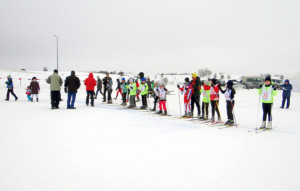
[
  {"left": 192, "top": 76, "right": 201, "bottom": 97},
  {"left": 65, "top": 74, "right": 81, "bottom": 93}
]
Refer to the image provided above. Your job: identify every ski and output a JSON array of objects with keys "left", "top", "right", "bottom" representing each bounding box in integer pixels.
[{"left": 255, "top": 128, "right": 272, "bottom": 133}]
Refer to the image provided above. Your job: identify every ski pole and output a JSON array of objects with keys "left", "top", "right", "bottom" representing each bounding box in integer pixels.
[
  {"left": 230, "top": 101, "right": 238, "bottom": 128},
  {"left": 255, "top": 95, "right": 262, "bottom": 130}
]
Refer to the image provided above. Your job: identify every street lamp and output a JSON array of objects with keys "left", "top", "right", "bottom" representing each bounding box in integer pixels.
[{"left": 53, "top": 35, "right": 58, "bottom": 71}]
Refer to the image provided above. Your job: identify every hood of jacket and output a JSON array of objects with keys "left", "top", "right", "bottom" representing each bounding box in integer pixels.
[{"left": 88, "top": 73, "right": 94, "bottom": 78}]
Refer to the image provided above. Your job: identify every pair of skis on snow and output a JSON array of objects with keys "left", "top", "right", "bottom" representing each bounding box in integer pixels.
[{"left": 248, "top": 128, "right": 272, "bottom": 133}]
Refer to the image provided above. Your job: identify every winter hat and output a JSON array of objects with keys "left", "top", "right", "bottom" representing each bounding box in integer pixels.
[
  {"left": 139, "top": 72, "right": 144, "bottom": 79},
  {"left": 32, "top": 77, "right": 37, "bottom": 80},
  {"left": 122, "top": 78, "right": 126, "bottom": 81},
  {"left": 71, "top": 71, "right": 75, "bottom": 76},
  {"left": 141, "top": 78, "right": 146, "bottom": 82},
  {"left": 284, "top": 79, "right": 289, "bottom": 83},
  {"left": 160, "top": 83, "right": 166, "bottom": 88},
  {"left": 265, "top": 76, "right": 271, "bottom": 82},
  {"left": 185, "top": 77, "right": 190, "bottom": 83},
  {"left": 211, "top": 78, "right": 217, "bottom": 85},
  {"left": 227, "top": 80, "right": 233, "bottom": 87},
  {"left": 204, "top": 80, "right": 210, "bottom": 86},
  {"left": 7, "top": 75, "right": 11, "bottom": 78},
  {"left": 129, "top": 78, "right": 134, "bottom": 83},
  {"left": 54, "top": 69, "right": 58, "bottom": 73},
  {"left": 192, "top": 73, "right": 198, "bottom": 78}
]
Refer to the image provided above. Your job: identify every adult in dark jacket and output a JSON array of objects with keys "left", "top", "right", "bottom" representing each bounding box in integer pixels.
[
  {"left": 64, "top": 71, "right": 81, "bottom": 109},
  {"left": 46, "top": 70, "right": 63, "bottom": 109},
  {"left": 102, "top": 73, "right": 113, "bottom": 103},
  {"left": 85, "top": 73, "right": 97, "bottom": 106},
  {"left": 95, "top": 76, "right": 103, "bottom": 99},
  {"left": 5, "top": 75, "right": 18, "bottom": 101},
  {"left": 30, "top": 77, "right": 40, "bottom": 102},
  {"left": 191, "top": 73, "right": 201, "bottom": 117},
  {"left": 280, "top": 79, "right": 293, "bottom": 109}
]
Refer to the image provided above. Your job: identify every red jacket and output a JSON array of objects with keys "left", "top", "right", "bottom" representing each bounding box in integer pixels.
[
  {"left": 84, "top": 73, "right": 97, "bottom": 91},
  {"left": 210, "top": 84, "right": 220, "bottom": 101}
]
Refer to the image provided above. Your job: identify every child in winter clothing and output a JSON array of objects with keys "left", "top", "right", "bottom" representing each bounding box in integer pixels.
[
  {"left": 30, "top": 77, "right": 40, "bottom": 102},
  {"left": 128, "top": 78, "right": 137, "bottom": 108},
  {"left": 121, "top": 78, "right": 128, "bottom": 106},
  {"left": 177, "top": 77, "right": 193, "bottom": 117},
  {"left": 220, "top": 81, "right": 236, "bottom": 126},
  {"left": 115, "top": 79, "right": 122, "bottom": 100},
  {"left": 26, "top": 86, "right": 31, "bottom": 101},
  {"left": 258, "top": 76, "right": 277, "bottom": 129},
  {"left": 140, "top": 78, "right": 149, "bottom": 109},
  {"left": 200, "top": 81, "right": 211, "bottom": 120},
  {"left": 5, "top": 75, "right": 18, "bottom": 101},
  {"left": 210, "top": 79, "right": 221, "bottom": 122},
  {"left": 156, "top": 83, "right": 168, "bottom": 115},
  {"left": 191, "top": 73, "right": 201, "bottom": 117},
  {"left": 84, "top": 73, "right": 97, "bottom": 106}
]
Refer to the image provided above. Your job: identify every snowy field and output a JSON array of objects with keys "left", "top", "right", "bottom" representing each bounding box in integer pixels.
[{"left": 1, "top": 70, "right": 300, "bottom": 191}]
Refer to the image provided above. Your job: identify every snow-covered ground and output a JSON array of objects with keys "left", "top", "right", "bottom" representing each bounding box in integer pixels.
[{"left": 1, "top": 70, "right": 300, "bottom": 191}]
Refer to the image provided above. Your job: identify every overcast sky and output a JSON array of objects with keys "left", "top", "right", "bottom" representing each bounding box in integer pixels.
[{"left": 0, "top": 0, "right": 299, "bottom": 76}]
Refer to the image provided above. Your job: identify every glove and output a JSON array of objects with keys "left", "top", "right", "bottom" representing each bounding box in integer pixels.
[
  {"left": 177, "top": 85, "right": 180, "bottom": 88},
  {"left": 272, "top": 85, "right": 277, "bottom": 90},
  {"left": 185, "top": 87, "right": 188, "bottom": 90},
  {"left": 259, "top": 85, "right": 262, "bottom": 88},
  {"left": 64, "top": 88, "right": 67, "bottom": 93}
]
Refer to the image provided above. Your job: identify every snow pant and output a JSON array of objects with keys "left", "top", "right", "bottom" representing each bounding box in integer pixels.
[
  {"left": 116, "top": 88, "right": 122, "bottom": 98},
  {"left": 142, "top": 95, "right": 148, "bottom": 107},
  {"left": 136, "top": 91, "right": 140, "bottom": 100},
  {"left": 86, "top": 91, "right": 94, "bottom": 106},
  {"left": 153, "top": 96, "right": 158, "bottom": 110},
  {"left": 226, "top": 100, "right": 235, "bottom": 120},
  {"left": 122, "top": 92, "right": 127, "bottom": 104},
  {"left": 6, "top": 88, "right": 18, "bottom": 100},
  {"left": 184, "top": 96, "right": 191, "bottom": 113},
  {"left": 211, "top": 100, "right": 221, "bottom": 118},
  {"left": 191, "top": 95, "right": 200, "bottom": 116},
  {"left": 67, "top": 92, "right": 76, "bottom": 108},
  {"left": 95, "top": 88, "right": 103, "bottom": 97},
  {"left": 51, "top": 91, "right": 60, "bottom": 108},
  {"left": 31, "top": 94, "right": 38, "bottom": 99},
  {"left": 27, "top": 95, "right": 31, "bottom": 101},
  {"left": 202, "top": 102, "right": 209, "bottom": 118},
  {"left": 130, "top": 95, "right": 136, "bottom": 107},
  {"left": 159, "top": 100, "right": 167, "bottom": 111},
  {"left": 262, "top": 103, "right": 272, "bottom": 121},
  {"left": 281, "top": 97, "right": 290, "bottom": 108}
]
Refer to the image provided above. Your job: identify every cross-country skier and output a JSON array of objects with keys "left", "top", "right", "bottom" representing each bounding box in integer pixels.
[
  {"left": 258, "top": 76, "right": 277, "bottom": 129},
  {"left": 156, "top": 83, "right": 168, "bottom": 115},
  {"left": 128, "top": 78, "right": 137, "bottom": 109},
  {"left": 121, "top": 78, "right": 128, "bottom": 106},
  {"left": 191, "top": 73, "right": 201, "bottom": 117},
  {"left": 220, "top": 80, "right": 236, "bottom": 126},
  {"left": 25, "top": 86, "right": 31, "bottom": 101},
  {"left": 210, "top": 79, "right": 221, "bottom": 122},
  {"left": 151, "top": 81, "right": 159, "bottom": 111},
  {"left": 199, "top": 80, "right": 211, "bottom": 121},
  {"left": 140, "top": 78, "right": 149, "bottom": 109},
  {"left": 177, "top": 77, "right": 193, "bottom": 117},
  {"left": 114, "top": 79, "right": 122, "bottom": 100}
]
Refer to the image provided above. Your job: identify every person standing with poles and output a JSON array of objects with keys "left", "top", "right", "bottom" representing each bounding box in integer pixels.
[
  {"left": 46, "top": 70, "right": 63, "bottom": 109},
  {"left": 191, "top": 73, "right": 201, "bottom": 117},
  {"left": 280, "top": 79, "right": 293, "bottom": 109},
  {"left": 64, "top": 71, "right": 81, "bottom": 109},
  {"left": 199, "top": 80, "right": 211, "bottom": 121},
  {"left": 95, "top": 76, "right": 103, "bottom": 99},
  {"left": 210, "top": 79, "right": 221, "bottom": 122},
  {"left": 258, "top": 76, "right": 277, "bottom": 130},
  {"left": 120, "top": 78, "right": 128, "bottom": 106},
  {"left": 102, "top": 73, "right": 112, "bottom": 103},
  {"left": 220, "top": 80, "right": 236, "bottom": 126},
  {"left": 5, "top": 75, "right": 18, "bottom": 101},
  {"left": 177, "top": 77, "right": 193, "bottom": 118},
  {"left": 140, "top": 78, "right": 149, "bottom": 109}
]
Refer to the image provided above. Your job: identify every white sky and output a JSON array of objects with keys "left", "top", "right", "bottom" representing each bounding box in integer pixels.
[{"left": 0, "top": 0, "right": 299, "bottom": 76}]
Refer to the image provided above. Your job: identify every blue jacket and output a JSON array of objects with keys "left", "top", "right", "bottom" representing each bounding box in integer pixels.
[
  {"left": 281, "top": 79, "right": 293, "bottom": 97},
  {"left": 5, "top": 78, "right": 13, "bottom": 89}
]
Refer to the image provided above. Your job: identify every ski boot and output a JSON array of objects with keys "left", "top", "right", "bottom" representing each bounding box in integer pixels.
[
  {"left": 228, "top": 120, "right": 234, "bottom": 126},
  {"left": 187, "top": 112, "right": 193, "bottom": 118},
  {"left": 199, "top": 116, "right": 205, "bottom": 120},
  {"left": 224, "top": 120, "right": 230, "bottom": 125},
  {"left": 182, "top": 112, "right": 187, "bottom": 118},
  {"left": 156, "top": 110, "right": 163, "bottom": 115},
  {"left": 258, "top": 121, "right": 266, "bottom": 130},
  {"left": 209, "top": 116, "right": 215, "bottom": 122},
  {"left": 266, "top": 121, "right": 272, "bottom": 130},
  {"left": 162, "top": 110, "right": 168, "bottom": 116},
  {"left": 217, "top": 117, "right": 222, "bottom": 123},
  {"left": 107, "top": 100, "right": 112, "bottom": 104}
]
